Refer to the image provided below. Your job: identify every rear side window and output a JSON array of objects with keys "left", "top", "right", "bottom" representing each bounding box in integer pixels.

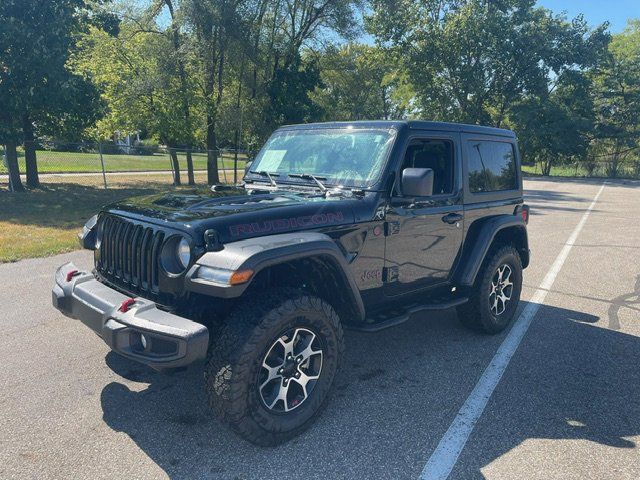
[{"left": 467, "top": 141, "right": 517, "bottom": 193}]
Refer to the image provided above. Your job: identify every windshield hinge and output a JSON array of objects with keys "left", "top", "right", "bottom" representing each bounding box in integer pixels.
[
  {"left": 382, "top": 266, "right": 399, "bottom": 283},
  {"left": 384, "top": 221, "right": 400, "bottom": 236}
]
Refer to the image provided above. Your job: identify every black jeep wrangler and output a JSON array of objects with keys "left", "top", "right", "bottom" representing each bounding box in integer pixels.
[{"left": 53, "top": 121, "right": 529, "bottom": 445}]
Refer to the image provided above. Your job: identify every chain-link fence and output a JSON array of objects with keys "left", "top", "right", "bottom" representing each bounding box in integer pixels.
[
  {"left": 1, "top": 141, "right": 255, "bottom": 190},
  {"left": 4, "top": 141, "right": 640, "bottom": 191},
  {"left": 524, "top": 158, "right": 640, "bottom": 179}
]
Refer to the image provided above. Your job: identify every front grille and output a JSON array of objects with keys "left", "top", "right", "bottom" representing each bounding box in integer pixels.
[{"left": 96, "top": 215, "right": 165, "bottom": 295}]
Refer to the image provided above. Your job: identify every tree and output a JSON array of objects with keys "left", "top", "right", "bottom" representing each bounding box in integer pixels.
[
  {"left": 0, "top": 0, "right": 115, "bottom": 189},
  {"left": 163, "top": 0, "right": 197, "bottom": 185},
  {"left": 181, "top": 0, "right": 363, "bottom": 183},
  {"left": 266, "top": 55, "right": 322, "bottom": 125},
  {"left": 310, "top": 44, "right": 412, "bottom": 121},
  {"left": 180, "top": 0, "right": 239, "bottom": 184},
  {"left": 256, "top": 0, "right": 363, "bottom": 131},
  {"left": 74, "top": 6, "right": 198, "bottom": 185},
  {"left": 590, "top": 20, "right": 640, "bottom": 177},
  {"left": 511, "top": 71, "right": 596, "bottom": 175},
  {"left": 0, "top": 113, "right": 24, "bottom": 192},
  {"left": 367, "top": 0, "right": 609, "bottom": 126}
]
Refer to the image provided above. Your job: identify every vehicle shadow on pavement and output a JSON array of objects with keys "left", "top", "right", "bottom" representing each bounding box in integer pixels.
[
  {"left": 99, "top": 302, "right": 640, "bottom": 480},
  {"left": 524, "top": 188, "right": 596, "bottom": 217},
  {"left": 453, "top": 303, "right": 640, "bottom": 479}
]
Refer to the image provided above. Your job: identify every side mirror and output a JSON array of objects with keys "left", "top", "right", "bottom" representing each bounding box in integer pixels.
[
  {"left": 402, "top": 168, "right": 434, "bottom": 197},
  {"left": 244, "top": 160, "right": 253, "bottom": 173}
]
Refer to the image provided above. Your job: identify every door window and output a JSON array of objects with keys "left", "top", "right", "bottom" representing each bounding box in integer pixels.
[
  {"left": 399, "top": 139, "right": 454, "bottom": 195},
  {"left": 467, "top": 141, "right": 517, "bottom": 193}
]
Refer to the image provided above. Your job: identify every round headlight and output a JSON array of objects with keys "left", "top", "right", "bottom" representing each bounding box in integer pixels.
[
  {"left": 177, "top": 237, "right": 191, "bottom": 269},
  {"left": 161, "top": 236, "right": 191, "bottom": 275}
]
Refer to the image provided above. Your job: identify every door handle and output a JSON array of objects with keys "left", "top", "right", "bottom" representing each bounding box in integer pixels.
[{"left": 442, "top": 213, "right": 463, "bottom": 224}]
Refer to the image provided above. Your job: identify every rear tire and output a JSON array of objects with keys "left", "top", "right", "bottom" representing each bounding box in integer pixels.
[
  {"left": 457, "top": 245, "right": 523, "bottom": 334},
  {"left": 204, "top": 288, "right": 344, "bottom": 446}
]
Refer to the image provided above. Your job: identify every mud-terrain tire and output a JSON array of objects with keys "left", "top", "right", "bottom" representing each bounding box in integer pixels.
[
  {"left": 457, "top": 245, "right": 523, "bottom": 334},
  {"left": 204, "top": 288, "right": 344, "bottom": 446}
]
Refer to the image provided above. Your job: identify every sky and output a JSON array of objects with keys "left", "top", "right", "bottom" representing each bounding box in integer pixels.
[
  {"left": 537, "top": 0, "right": 640, "bottom": 32},
  {"left": 149, "top": 1, "right": 639, "bottom": 36}
]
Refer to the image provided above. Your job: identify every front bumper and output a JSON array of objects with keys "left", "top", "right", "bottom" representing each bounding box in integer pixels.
[{"left": 52, "top": 262, "right": 209, "bottom": 371}]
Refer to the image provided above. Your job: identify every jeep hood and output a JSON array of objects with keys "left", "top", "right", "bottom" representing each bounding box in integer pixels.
[{"left": 103, "top": 187, "right": 359, "bottom": 245}]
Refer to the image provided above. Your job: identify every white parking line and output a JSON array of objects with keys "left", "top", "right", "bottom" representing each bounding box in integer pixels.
[{"left": 419, "top": 182, "right": 606, "bottom": 480}]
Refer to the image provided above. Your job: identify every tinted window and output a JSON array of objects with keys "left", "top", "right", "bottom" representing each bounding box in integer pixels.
[{"left": 467, "top": 141, "right": 517, "bottom": 193}]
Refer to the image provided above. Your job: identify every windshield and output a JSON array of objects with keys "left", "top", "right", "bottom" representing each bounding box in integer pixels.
[{"left": 247, "top": 128, "right": 396, "bottom": 188}]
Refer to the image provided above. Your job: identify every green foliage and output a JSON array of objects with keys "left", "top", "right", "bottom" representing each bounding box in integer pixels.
[
  {"left": 3, "top": 0, "right": 640, "bottom": 182},
  {"left": 0, "top": 0, "right": 107, "bottom": 141},
  {"left": 74, "top": 21, "right": 197, "bottom": 146},
  {"left": 511, "top": 71, "right": 597, "bottom": 174},
  {"left": 589, "top": 20, "right": 640, "bottom": 177},
  {"left": 309, "top": 44, "right": 413, "bottom": 121},
  {"left": 368, "top": 0, "right": 609, "bottom": 124},
  {"left": 367, "top": 0, "right": 615, "bottom": 173},
  {"left": 266, "top": 56, "right": 322, "bottom": 126}
]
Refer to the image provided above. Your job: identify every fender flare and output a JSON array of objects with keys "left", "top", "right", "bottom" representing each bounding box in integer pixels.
[
  {"left": 452, "top": 215, "right": 529, "bottom": 287},
  {"left": 186, "top": 232, "right": 365, "bottom": 321}
]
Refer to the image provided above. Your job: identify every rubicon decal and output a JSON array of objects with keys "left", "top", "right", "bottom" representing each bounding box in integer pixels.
[{"left": 229, "top": 212, "right": 345, "bottom": 237}]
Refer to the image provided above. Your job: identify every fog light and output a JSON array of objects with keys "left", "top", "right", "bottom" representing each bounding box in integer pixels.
[{"left": 140, "top": 333, "right": 148, "bottom": 350}]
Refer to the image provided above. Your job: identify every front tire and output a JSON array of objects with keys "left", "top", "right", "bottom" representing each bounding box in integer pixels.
[
  {"left": 457, "top": 245, "right": 523, "bottom": 334},
  {"left": 204, "top": 288, "right": 344, "bottom": 446}
]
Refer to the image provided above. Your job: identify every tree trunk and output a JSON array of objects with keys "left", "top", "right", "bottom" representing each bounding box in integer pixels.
[
  {"left": 204, "top": 28, "right": 220, "bottom": 186},
  {"left": 165, "top": 0, "right": 194, "bottom": 178},
  {"left": 5, "top": 141, "right": 24, "bottom": 192},
  {"left": 381, "top": 86, "right": 389, "bottom": 120},
  {"left": 186, "top": 148, "right": 195, "bottom": 185},
  {"left": 169, "top": 147, "right": 181, "bottom": 185},
  {"left": 206, "top": 117, "right": 220, "bottom": 185},
  {"left": 234, "top": 58, "right": 245, "bottom": 184},
  {"left": 22, "top": 114, "right": 39, "bottom": 188},
  {"left": 609, "top": 144, "right": 621, "bottom": 178}
]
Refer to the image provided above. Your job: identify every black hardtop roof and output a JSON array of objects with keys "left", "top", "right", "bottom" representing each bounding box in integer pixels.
[{"left": 279, "top": 120, "right": 516, "bottom": 138}]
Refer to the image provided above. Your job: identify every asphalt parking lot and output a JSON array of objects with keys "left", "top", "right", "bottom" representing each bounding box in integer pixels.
[{"left": 1, "top": 177, "right": 639, "bottom": 480}]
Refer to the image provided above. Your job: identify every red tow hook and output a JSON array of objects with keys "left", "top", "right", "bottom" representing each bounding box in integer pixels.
[
  {"left": 119, "top": 298, "right": 136, "bottom": 313},
  {"left": 66, "top": 270, "right": 81, "bottom": 282}
]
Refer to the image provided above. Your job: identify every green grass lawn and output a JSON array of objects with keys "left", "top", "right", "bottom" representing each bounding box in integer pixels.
[
  {"left": 0, "top": 149, "right": 247, "bottom": 174},
  {"left": 0, "top": 178, "right": 211, "bottom": 263},
  {"left": 522, "top": 163, "right": 640, "bottom": 179},
  {"left": 522, "top": 164, "right": 588, "bottom": 177}
]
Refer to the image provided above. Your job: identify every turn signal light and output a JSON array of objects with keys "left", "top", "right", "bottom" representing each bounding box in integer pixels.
[{"left": 229, "top": 269, "right": 254, "bottom": 285}]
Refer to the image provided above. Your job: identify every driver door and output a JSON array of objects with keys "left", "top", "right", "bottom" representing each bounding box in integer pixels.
[{"left": 383, "top": 134, "right": 464, "bottom": 296}]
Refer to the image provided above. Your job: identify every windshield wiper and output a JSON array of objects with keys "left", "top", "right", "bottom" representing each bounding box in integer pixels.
[
  {"left": 250, "top": 170, "right": 279, "bottom": 187},
  {"left": 288, "top": 173, "right": 328, "bottom": 193}
]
